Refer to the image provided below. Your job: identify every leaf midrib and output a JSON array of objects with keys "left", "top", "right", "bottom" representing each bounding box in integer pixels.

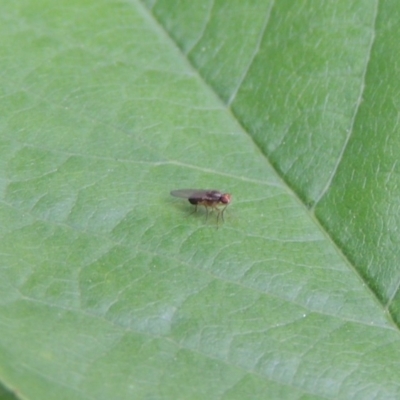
[{"left": 139, "top": 0, "right": 398, "bottom": 330}]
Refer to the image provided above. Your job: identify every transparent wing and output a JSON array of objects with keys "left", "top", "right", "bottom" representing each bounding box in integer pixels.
[{"left": 170, "top": 189, "right": 208, "bottom": 199}]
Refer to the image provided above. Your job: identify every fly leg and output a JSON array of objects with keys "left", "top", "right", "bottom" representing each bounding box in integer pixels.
[
  {"left": 219, "top": 204, "right": 228, "bottom": 222},
  {"left": 204, "top": 205, "right": 209, "bottom": 221},
  {"left": 187, "top": 204, "right": 198, "bottom": 217},
  {"left": 214, "top": 204, "right": 223, "bottom": 226}
]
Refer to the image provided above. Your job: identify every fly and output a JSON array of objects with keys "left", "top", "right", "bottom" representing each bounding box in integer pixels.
[{"left": 170, "top": 189, "right": 232, "bottom": 224}]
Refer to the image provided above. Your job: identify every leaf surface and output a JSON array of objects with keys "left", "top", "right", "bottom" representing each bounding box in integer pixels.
[{"left": 0, "top": 1, "right": 399, "bottom": 399}]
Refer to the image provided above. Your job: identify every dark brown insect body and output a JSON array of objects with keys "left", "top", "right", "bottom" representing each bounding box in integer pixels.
[{"left": 170, "top": 189, "right": 232, "bottom": 223}]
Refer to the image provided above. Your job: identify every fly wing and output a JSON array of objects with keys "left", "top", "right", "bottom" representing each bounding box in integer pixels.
[
  {"left": 170, "top": 189, "right": 224, "bottom": 202},
  {"left": 170, "top": 189, "right": 207, "bottom": 199}
]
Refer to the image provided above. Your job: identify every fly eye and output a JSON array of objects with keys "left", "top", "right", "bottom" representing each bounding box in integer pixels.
[{"left": 220, "top": 194, "right": 231, "bottom": 204}]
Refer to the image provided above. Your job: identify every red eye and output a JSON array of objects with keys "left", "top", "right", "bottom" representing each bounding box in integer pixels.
[{"left": 220, "top": 194, "right": 232, "bottom": 204}]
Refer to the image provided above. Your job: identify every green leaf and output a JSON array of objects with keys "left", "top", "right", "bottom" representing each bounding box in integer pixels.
[
  {"left": 0, "top": 383, "right": 19, "bottom": 400},
  {"left": 1, "top": 1, "right": 399, "bottom": 399}
]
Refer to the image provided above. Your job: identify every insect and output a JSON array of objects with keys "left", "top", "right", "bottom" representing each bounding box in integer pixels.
[{"left": 170, "top": 189, "right": 232, "bottom": 224}]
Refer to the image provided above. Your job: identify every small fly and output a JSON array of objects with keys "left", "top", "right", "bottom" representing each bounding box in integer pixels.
[{"left": 170, "top": 189, "right": 232, "bottom": 224}]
